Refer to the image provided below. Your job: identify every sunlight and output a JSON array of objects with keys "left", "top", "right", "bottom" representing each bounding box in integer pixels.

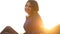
[
  {"left": 44, "top": 22, "right": 59, "bottom": 30},
  {"left": 0, "top": 0, "right": 60, "bottom": 34},
  {"left": 38, "top": 0, "right": 60, "bottom": 30}
]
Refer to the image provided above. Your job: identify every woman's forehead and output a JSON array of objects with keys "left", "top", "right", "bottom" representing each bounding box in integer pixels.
[
  {"left": 26, "top": 2, "right": 31, "bottom": 5},
  {"left": 25, "top": 2, "right": 31, "bottom": 6}
]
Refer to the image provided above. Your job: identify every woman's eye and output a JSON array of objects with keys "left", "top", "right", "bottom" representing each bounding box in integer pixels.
[{"left": 29, "top": 6, "right": 31, "bottom": 7}]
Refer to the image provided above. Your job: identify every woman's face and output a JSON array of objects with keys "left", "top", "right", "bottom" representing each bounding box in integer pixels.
[{"left": 25, "top": 2, "right": 32, "bottom": 15}]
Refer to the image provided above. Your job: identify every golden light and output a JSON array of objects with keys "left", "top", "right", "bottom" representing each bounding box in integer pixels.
[
  {"left": 0, "top": 0, "right": 60, "bottom": 34},
  {"left": 40, "top": 15, "right": 60, "bottom": 30},
  {"left": 38, "top": 0, "right": 60, "bottom": 30},
  {"left": 40, "top": 14, "right": 60, "bottom": 30},
  {"left": 44, "top": 22, "right": 59, "bottom": 30}
]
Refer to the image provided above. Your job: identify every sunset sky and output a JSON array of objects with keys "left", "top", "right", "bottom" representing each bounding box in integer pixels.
[{"left": 0, "top": 0, "right": 60, "bottom": 34}]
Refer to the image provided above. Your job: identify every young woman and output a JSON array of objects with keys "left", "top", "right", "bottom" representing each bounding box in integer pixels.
[{"left": 24, "top": 0, "right": 44, "bottom": 34}]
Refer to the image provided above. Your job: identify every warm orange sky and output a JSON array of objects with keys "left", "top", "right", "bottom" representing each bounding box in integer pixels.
[{"left": 0, "top": 0, "right": 60, "bottom": 34}]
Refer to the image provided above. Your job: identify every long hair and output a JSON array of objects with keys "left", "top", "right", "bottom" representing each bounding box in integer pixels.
[{"left": 26, "top": 0, "right": 39, "bottom": 14}]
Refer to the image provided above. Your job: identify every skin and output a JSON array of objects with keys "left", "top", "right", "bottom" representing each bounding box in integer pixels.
[{"left": 25, "top": 2, "right": 32, "bottom": 16}]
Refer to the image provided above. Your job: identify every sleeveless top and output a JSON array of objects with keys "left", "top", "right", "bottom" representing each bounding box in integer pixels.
[{"left": 24, "top": 13, "right": 44, "bottom": 34}]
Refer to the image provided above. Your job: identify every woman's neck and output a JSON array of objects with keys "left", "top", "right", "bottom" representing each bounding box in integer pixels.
[{"left": 27, "top": 12, "right": 38, "bottom": 17}]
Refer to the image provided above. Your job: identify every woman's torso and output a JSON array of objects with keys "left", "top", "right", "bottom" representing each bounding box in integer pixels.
[{"left": 24, "top": 13, "right": 43, "bottom": 34}]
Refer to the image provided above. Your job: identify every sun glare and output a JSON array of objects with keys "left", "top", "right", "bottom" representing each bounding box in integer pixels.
[
  {"left": 38, "top": 0, "right": 60, "bottom": 30},
  {"left": 0, "top": 0, "right": 60, "bottom": 33},
  {"left": 44, "top": 22, "right": 59, "bottom": 30}
]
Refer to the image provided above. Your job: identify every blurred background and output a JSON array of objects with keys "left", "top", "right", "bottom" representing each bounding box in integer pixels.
[{"left": 0, "top": 0, "right": 60, "bottom": 34}]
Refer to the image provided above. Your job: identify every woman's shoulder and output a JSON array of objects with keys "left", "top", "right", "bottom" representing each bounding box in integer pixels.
[{"left": 32, "top": 13, "right": 41, "bottom": 19}]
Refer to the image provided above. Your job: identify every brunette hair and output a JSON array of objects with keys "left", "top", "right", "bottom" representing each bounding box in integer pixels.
[{"left": 26, "top": 0, "right": 39, "bottom": 14}]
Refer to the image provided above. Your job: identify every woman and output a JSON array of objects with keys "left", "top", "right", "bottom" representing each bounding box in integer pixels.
[{"left": 24, "top": 0, "right": 44, "bottom": 34}]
